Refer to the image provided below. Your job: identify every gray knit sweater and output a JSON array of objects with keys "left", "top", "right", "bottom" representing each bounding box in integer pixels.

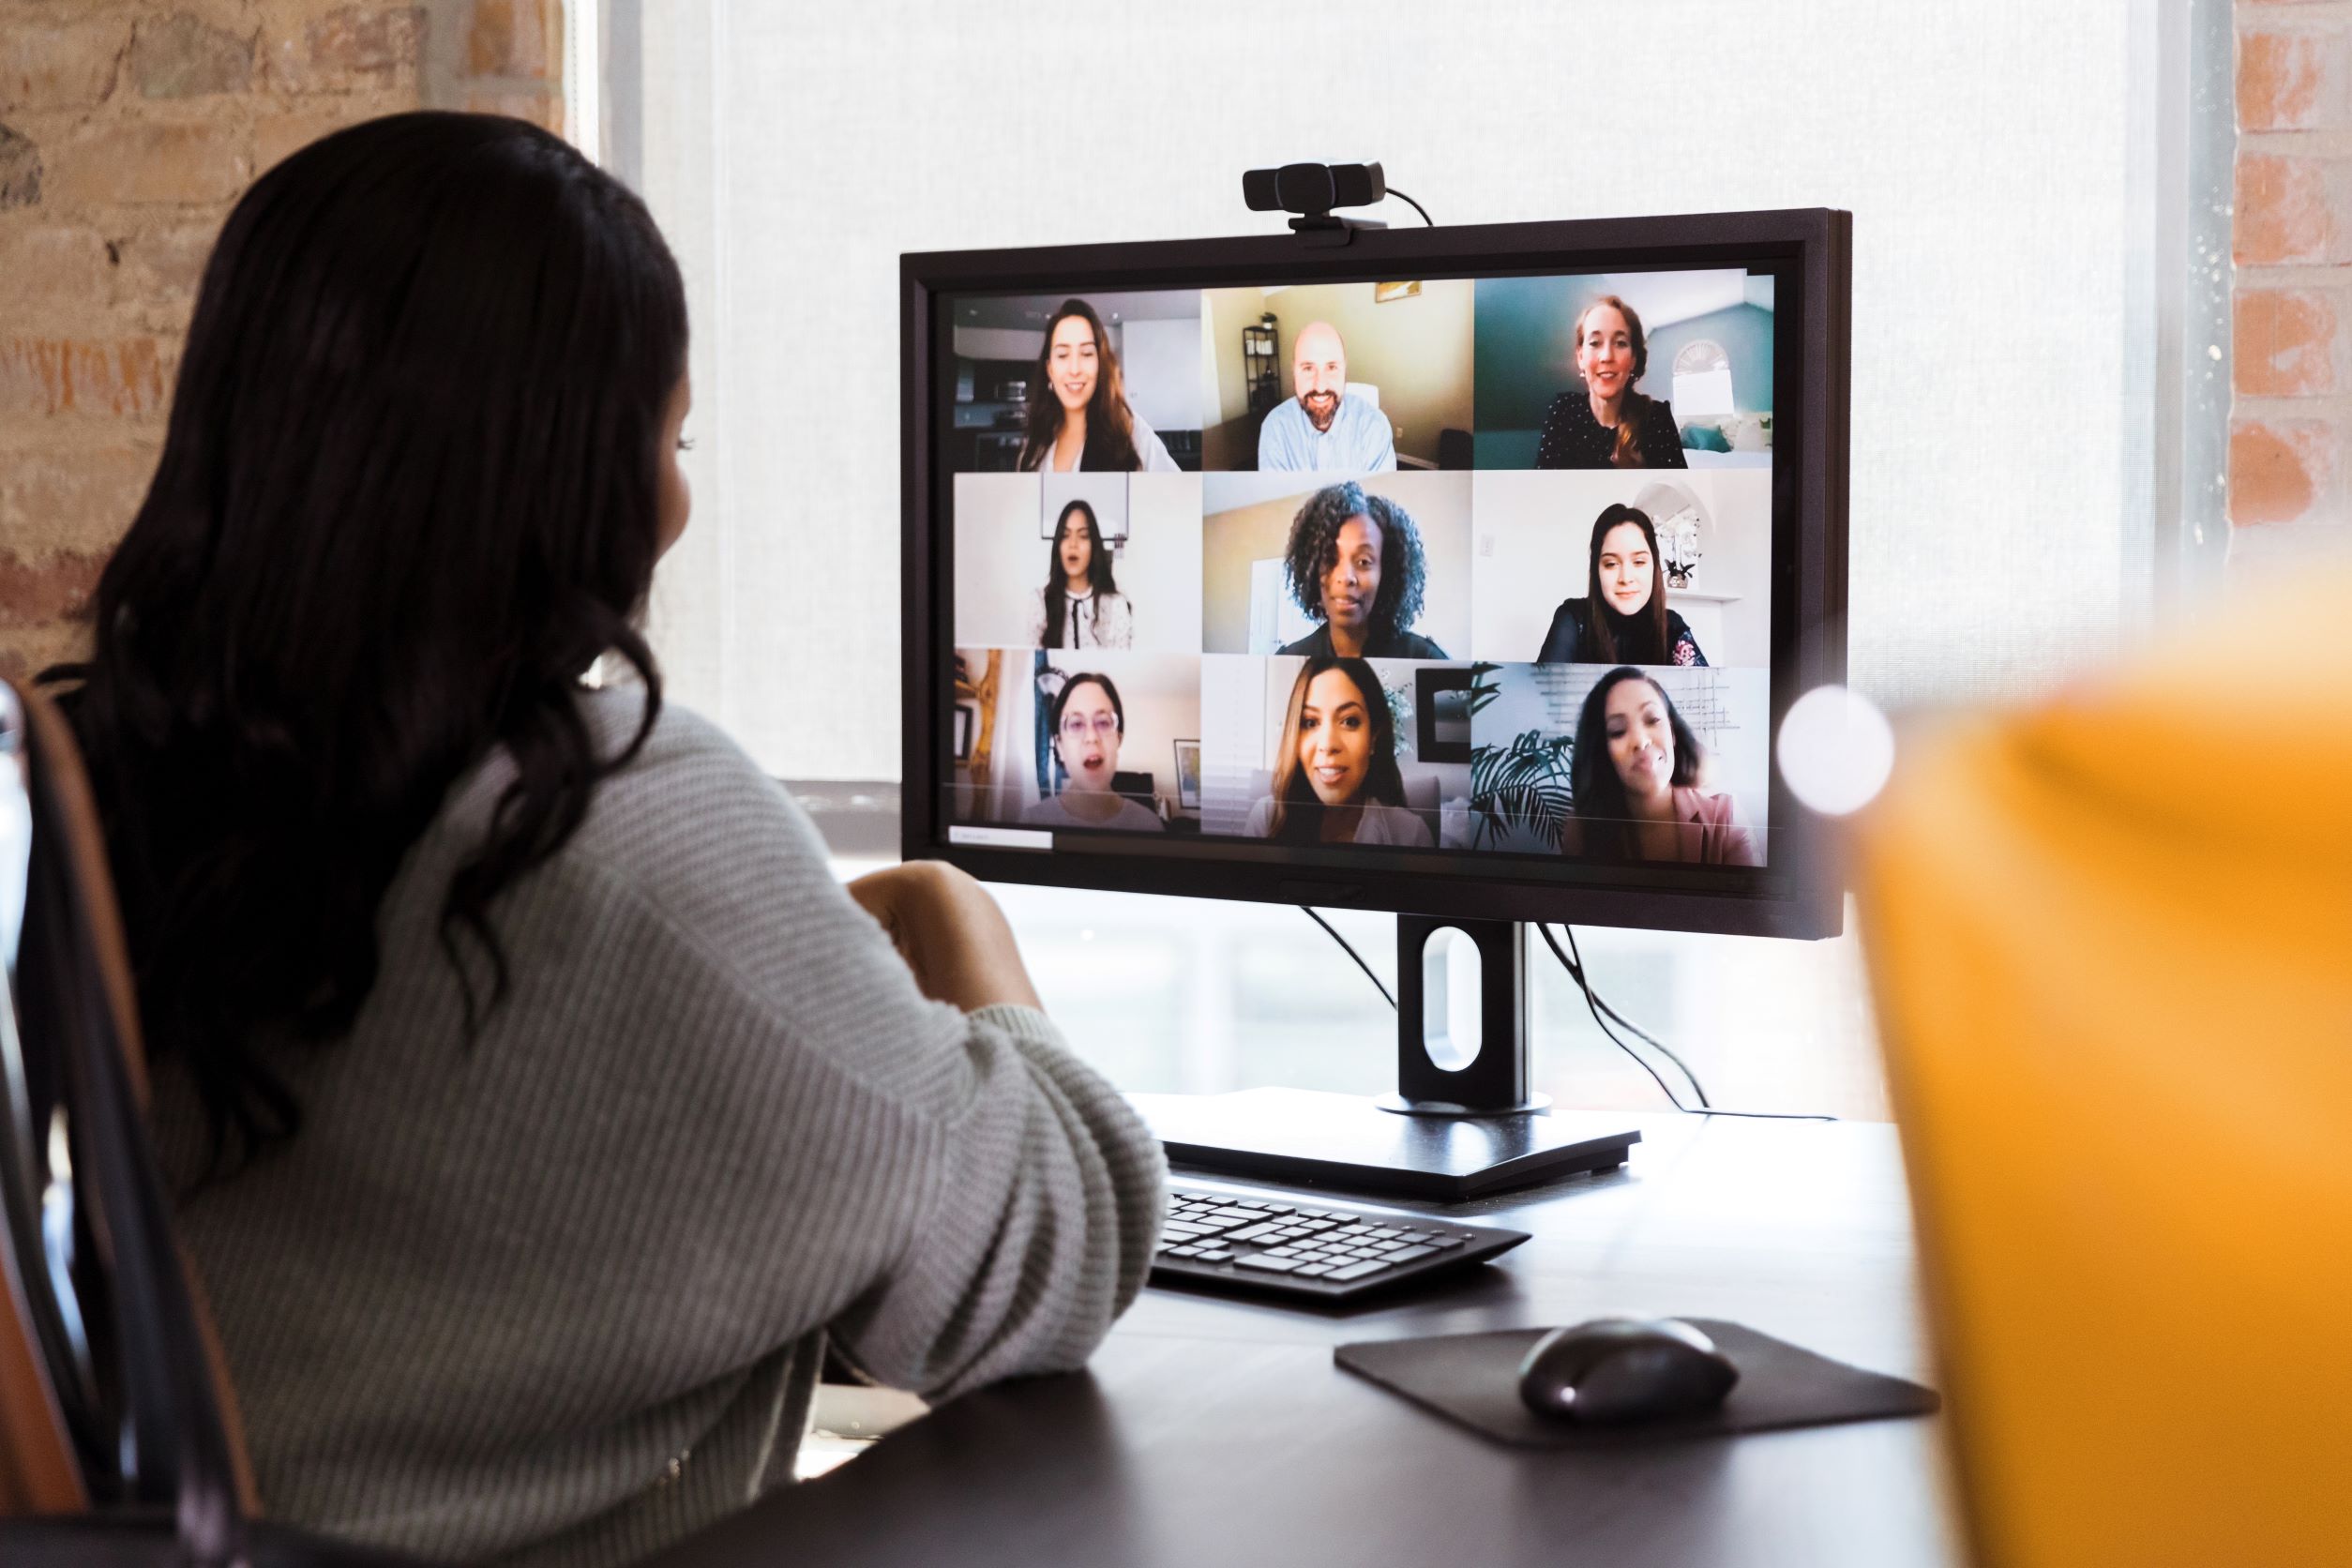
[{"left": 148, "top": 689, "right": 1168, "bottom": 1567}]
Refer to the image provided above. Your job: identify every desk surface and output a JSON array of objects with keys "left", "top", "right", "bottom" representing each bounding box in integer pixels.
[{"left": 672, "top": 1115, "right": 1966, "bottom": 1568}]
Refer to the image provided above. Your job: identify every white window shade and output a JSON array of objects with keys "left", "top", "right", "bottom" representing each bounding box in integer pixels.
[{"left": 618, "top": 0, "right": 2147, "bottom": 781}]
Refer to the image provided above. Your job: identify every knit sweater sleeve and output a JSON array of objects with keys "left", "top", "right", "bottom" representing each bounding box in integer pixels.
[{"left": 553, "top": 697, "right": 1168, "bottom": 1403}]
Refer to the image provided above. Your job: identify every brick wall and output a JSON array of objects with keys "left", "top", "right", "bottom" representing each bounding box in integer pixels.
[
  {"left": 0, "top": 0, "right": 563, "bottom": 680},
  {"left": 2233, "top": 0, "right": 2352, "bottom": 563}
]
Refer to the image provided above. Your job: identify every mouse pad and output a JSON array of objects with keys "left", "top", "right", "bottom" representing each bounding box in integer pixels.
[{"left": 1334, "top": 1319, "right": 1938, "bottom": 1447}]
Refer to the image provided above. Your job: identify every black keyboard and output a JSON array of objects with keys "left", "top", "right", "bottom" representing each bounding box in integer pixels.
[{"left": 1150, "top": 1184, "right": 1530, "bottom": 1303}]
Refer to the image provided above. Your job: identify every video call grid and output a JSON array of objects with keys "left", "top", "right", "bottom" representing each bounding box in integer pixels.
[{"left": 939, "top": 268, "right": 1782, "bottom": 871}]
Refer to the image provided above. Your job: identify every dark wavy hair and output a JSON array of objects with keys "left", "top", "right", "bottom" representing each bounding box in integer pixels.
[
  {"left": 1579, "top": 504, "right": 1673, "bottom": 664},
  {"left": 1040, "top": 500, "right": 1118, "bottom": 646},
  {"left": 1575, "top": 294, "right": 1668, "bottom": 468},
  {"left": 1567, "top": 667, "right": 1703, "bottom": 861},
  {"left": 1017, "top": 298, "right": 1140, "bottom": 473},
  {"left": 40, "top": 113, "right": 688, "bottom": 1168},
  {"left": 1282, "top": 482, "right": 1427, "bottom": 644},
  {"left": 1262, "top": 656, "right": 1406, "bottom": 845}
]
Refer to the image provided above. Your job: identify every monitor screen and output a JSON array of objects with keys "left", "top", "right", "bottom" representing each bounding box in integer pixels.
[{"left": 906, "top": 213, "right": 1849, "bottom": 939}]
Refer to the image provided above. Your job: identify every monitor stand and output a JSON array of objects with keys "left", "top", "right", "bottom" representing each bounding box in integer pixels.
[{"left": 1127, "top": 917, "right": 1641, "bottom": 1202}]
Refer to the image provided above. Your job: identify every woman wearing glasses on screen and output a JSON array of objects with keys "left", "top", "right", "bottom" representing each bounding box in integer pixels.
[
  {"left": 1276, "top": 481, "right": 1449, "bottom": 660},
  {"left": 1019, "top": 672, "right": 1165, "bottom": 831},
  {"left": 1534, "top": 294, "right": 1688, "bottom": 471},
  {"left": 1026, "top": 499, "right": 1134, "bottom": 649},
  {"left": 1244, "top": 656, "right": 1433, "bottom": 848},
  {"left": 1536, "top": 503, "right": 1708, "bottom": 666},
  {"left": 1559, "top": 667, "right": 1759, "bottom": 866},
  {"left": 1017, "top": 298, "right": 1181, "bottom": 474}
]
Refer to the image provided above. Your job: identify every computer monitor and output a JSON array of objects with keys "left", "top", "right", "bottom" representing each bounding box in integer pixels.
[{"left": 901, "top": 209, "right": 1851, "bottom": 1197}]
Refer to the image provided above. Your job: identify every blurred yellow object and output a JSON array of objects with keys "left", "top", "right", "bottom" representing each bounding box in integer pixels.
[{"left": 1859, "top": 571, "right": 2352, "bottom": 1568}]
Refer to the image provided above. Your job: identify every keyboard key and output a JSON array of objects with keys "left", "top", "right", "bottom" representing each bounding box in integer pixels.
[
  {"left": 1325, "top": 1259, "right": 1394, "bottom": 1281},
  {"left": 1388, "top": 1244, "right": 1439, "bottom": 1263},
  {"left": 1235, "top": 1255, "right": 1302, "bottom": 1274},
  {"left": 1422, "top": 1235, "right": 1466, "bottom": 1250},
  {"left": 1293, "top": 1263, "right": 1334, "bottom": 1277},
  {"left": 1168, "top": 1245, "right": 1208, "bottom": 1259},
  {"left": 1195, "top": 1248, "right": 1234, "bottom": 1262},
  {"left": 1226, "top": 1223, "right": 1286, "bottom": 1244}
]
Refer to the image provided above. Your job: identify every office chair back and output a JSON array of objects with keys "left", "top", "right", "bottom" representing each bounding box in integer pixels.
[
  {"left": 1860, "top": 571, "right": 2352, "bottom": 1568},
  {"left": 0, "top": 680, "right": 420, "bottom": 1565}
]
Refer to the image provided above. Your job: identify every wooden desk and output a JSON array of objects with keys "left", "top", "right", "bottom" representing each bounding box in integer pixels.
[{"left": 670, "top": 1115, "right": 1967, "bottom": 1567}]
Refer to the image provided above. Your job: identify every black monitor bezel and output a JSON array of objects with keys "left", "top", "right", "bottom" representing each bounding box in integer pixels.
[{"left": 902, "top": 208, "right": 1850, "bottom": 940}]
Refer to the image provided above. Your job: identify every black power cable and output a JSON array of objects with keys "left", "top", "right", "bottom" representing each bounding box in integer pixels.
[
  {"left": 1538, "top": 925, "right": 1835, "bottom": 1123},
  {"left": 1556, "top": 925, "right": 1709, "bottom": 1105},
  {"left": 1297, "top": 908, "right": 1395, "bottom": 1010},
  {"left": 1293, "top": 909, "right": 1834, "bottom": 1123}
]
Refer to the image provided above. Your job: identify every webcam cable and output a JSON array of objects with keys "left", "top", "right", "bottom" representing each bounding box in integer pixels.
[{"left": 1386, "top": 188, "right": 1434, "bottom": 227}]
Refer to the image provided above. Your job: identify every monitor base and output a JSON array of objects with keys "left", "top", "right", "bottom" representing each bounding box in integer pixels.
[
  {"left": 1128, "top": 1087, "right": 1639, "bottom": 1202},
  {"left": 1374, "top": 1090, "right": 1552, "bottom": 1117}
]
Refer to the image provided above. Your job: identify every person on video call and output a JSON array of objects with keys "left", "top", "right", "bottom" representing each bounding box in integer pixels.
[
  {"left": 1244, "top": 655, "right": 1433, "bottom": 847},
  {"left": 1257, "top": 321, "right": 1397, "bottom": 473},
  {"left": 1536, "top": 502, "right": 1709, "bottom": 666},
  {"left": 1020, "top": 672, "right": 1166, "bottom": 832},
  {"left": 1027, "top": 499, "right": 1134, "bottom": 649},
  {"left": 1534, "top": 294, "right": 1688, "bottom": 470},
  {"left": 1275, "top": 480, "right": 1449, "bottom": 659},
  {"left": 45, "top": 113, "right": 1166, "bottom": 1566},
  {"left": 1559, "top": 666, "right": 1759, "bottom": 865},
  {"left": 1018, "top": 298, "right": 1180, "bottom": 474}
]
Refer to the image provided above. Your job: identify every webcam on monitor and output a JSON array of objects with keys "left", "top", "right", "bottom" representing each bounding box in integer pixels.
[{"left": 1242, "top": 161, "right": 1388, "bottom": 241}]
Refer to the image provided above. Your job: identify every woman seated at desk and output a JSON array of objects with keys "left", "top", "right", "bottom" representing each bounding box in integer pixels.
[
  {"left": 1020, "top": 671, "right": 1166, "bottom": 832},
  {"left": 1244, "top": 656, "right": 1434, "bottom": 847},
  {"left": 43, "top": 112, "right": 1166, "bottom": 1567},
  {"left": 1275, "top": 481, "right": 1450, "bottom": 660},
  {"left": 1018, "top": 297, "right": 1181, "bottom": 473},
  {"left": 1537, "top": 502, "right": 1709, "bottom": 666},
  {"left": 1534, "top": 294, "right": 1688, "bottom": 471},
  {"left": 1560, "top": 667, "right": 1760, "bottom": 866}
]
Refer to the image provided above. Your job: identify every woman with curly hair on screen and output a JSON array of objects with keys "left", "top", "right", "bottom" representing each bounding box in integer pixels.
[{"left": 1274, "top": 480, "right": 1449, "bottom": 660}]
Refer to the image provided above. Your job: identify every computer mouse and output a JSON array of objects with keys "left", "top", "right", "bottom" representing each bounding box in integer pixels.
[{"left": 1516, "top": 1317, "right": 1740, "bottom": 1425}]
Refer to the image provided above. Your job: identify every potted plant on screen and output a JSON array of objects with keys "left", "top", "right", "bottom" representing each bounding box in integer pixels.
[{"left": 1465, "top": 662, "right": 1575, "bottom": 851}]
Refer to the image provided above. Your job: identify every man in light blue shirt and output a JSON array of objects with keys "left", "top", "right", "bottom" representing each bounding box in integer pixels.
[{"left": 1257, "top": 321, "right": 1397, "bottom": 473}]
